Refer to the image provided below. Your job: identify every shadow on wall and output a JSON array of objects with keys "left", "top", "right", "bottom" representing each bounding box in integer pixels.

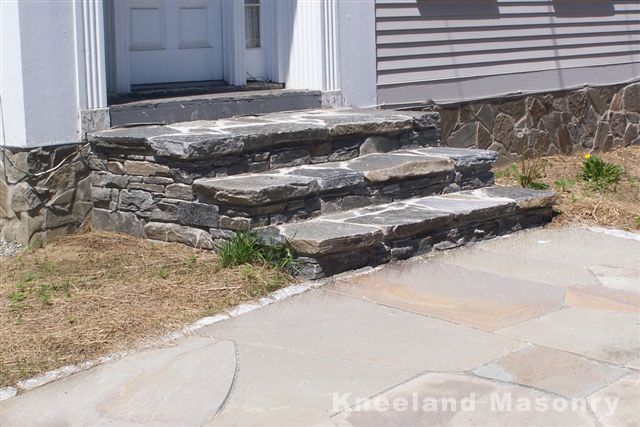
[
  {"left": 552, "top": 0, "right": 615, "bottom": 17},
  {"left": 415, "top": 0, "right": 499, "bottom": 18}
]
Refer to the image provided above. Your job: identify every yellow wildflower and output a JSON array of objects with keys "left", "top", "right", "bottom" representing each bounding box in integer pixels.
[{"left": 584, "top": 154, "right": 592, "bottom": 159}]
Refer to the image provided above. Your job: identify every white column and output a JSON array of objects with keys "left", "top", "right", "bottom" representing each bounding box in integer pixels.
[
  {"left": 75, "top": 0, "right": 110, "bottom": 137},
  {"left": 222, "top": 0, "right": 246, "bottom": 86}
]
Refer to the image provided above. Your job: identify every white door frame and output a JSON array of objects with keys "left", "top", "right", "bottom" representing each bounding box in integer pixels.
[{"left": 110, "top": 0, "right": 247, "bottom": 93}]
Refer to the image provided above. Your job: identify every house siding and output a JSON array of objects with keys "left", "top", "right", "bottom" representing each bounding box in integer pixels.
[{"left": 375, "top": 0, "right": 640, "bottom": 106}]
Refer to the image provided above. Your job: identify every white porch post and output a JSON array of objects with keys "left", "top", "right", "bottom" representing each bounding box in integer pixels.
[
  {"left": 74, "top": 0, "right": 110, "bottom": 137},
  {"left": 222, "top": 0, "right": 246, "bottom": 86}
]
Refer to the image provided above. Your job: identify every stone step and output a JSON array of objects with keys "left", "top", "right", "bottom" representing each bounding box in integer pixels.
[
  {"left": 109, "top": 89, "right": 320, "bottom": 127},
  {"left": 192, "top": 147, "right": 498, "bottom": 228},
  {"left": 89, "top": 109, "right": 439, "bottom": 180},
  {"left": 258, "top": 186, "right": 557, "bottom": 278}
]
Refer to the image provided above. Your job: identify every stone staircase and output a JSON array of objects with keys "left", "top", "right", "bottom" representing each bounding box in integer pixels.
[{"left": 88, "top": 108, "right": 556, "bottom": 278}]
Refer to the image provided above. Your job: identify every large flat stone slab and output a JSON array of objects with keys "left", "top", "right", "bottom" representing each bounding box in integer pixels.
[
  {"left": 332, "top": 373, "right": 596, "bottom": 426},
  {"left": 410, "top": 193, "right": 515, "bottom": 220},
  {"left": 473, "top": 345, "right": 629, "bottom": 398},
  {"left": 198, "top": 290, "right": 526, "bottom": 372},
  {"left": 91, "top": 109, "right": 437, "bottom": 160},
  {"left": 345, "top": 205, "right": 451, "bottom": 239},
  {"left": 0, "top": 337, "right": 236, "bottom": 426},
  {"left": 327, "top": 261, "right": 565, "bottom": 331},
  {"left": 257, "top": 186, "right": 555, "bottom": 264},
  {"left": 207, "top": 343, "right": 416, "bottom": 427},
  {"left": 497, "top": 307, "right": 640, "bottom": 368},
  {"left": 193, "top": 174, "right": 318, "bottom": 206},
  {"left": 345, "top": 153, "right": 453, "bottom": 183},
  {"left": 434, "top": 247, "right": 603, "bottom": 287},
  {"left": 588, "top": 373, "right": 640, "bottom": 427},
  {"left": 272, "top": 220, "right": 384, "bottom": 256},
  {"left": 478, "top": 227, "right": 640, "bottom": 268},
  {"left": 566, "top": 285, "right": 640, "bottom": 313}
]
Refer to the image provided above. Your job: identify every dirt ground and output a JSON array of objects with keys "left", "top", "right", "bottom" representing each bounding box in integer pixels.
[
  {"left": 0, "top": 232, "right": 293, "bottom": 387},
  {"left": 495, "top": 146, "right": 640, "bottom": 231}
]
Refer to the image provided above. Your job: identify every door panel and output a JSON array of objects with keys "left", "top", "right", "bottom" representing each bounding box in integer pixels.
[{"left": 118, "top": 0, "right": 223, "bottom": 85}]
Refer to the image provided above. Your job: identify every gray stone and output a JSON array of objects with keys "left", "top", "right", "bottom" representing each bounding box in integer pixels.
[
  {"left": 123, "top": 160, "right": 170, "bottom": 177},
  {"left": 621, "top": 82, "right": 640, "bottom": 112},
  {"left": 106, "top": 161, "right": 125, "bottom": 175},
  {"left": 193, "top": 174, "right": 318, "bottom": 206},
  {"left": 557, "top": 124, "right": 574, "bottom": 154},
  {"left": 92, "top": 208, "right": 145, "bottom": 237},
  {"left": 176, "top": 202, "right": 219, "bottom": 227},
  {"left": 219, "top": 215, "right": 251, "bottom": 231},
  {"left": 359, "top": 136, "right": 401, "bottom": 155},
  {"left": 411, "top": 193, "right": 514, "bottom": 221},
  {"left": 269, "top": 149, "right": 309, "bottom": 168},
  {"left": 46, "top": 188, "right": 75, "bottom": 208},
  {"left": 528, "top": 128, "right": 551, "bottom": 154},
  {"left": 286, "top": 167, "right": 364, "bottom": 191},
  {"left": 149, "top": 202, "right": 178, "bottom": 222},
  {"left": 498, "top": 99, "right": 526, "bottom": 118},
  {"left": 346, "top": 153, "right": 453, "bottom": 183},
  {"left": 144, "top": 222, "right": 214, "bottom": 249},
  {"left": 474, "top": 186, "right": 557, "bottom": 209},
  {"left": 10, "top": 183, "right": 41, "bottom": 212},
  {"left": 609, "top": 112, "right": 627, "bottom": 137},
  {"left": 492, "top": 113, "right": 515, "bottom": 148},
  {"left": 91, "top": 187, "right": 115, "bottom": 204},
  {"left": 623, "top": 123, "right": 639, "bottom": 146},
  {"left": 128, "top": 182, "right": 164, "bottom": 193},
  {"left": 144, "top": 176, "right": 174, "bottom": 185},
  {"left": 446, "top": 122, "right": 478, "bottom": 148},
  {"left": 593, "top": 121, "right": 611, "bottom": 151},
  {"left": 475, "top": 104, "right": 495, "bottom": 130},
  {"left": 164, "top": 183, "right": 194, "bottom": 200},
  {"left": 477, "top": 123, "right": 492, "bottom": 149},
  {"left": 118, "top": 189, "right": 154, "bottom": 212},
  {"left": 438, "top": 108, "right": 458, "bottom": 140},
  {"left": 473, "top": 345, "right": 629, "bottom": 397},
  {"left": 346, "top": 206, "right": 451, "bottom": 239},
  {"left": 269, "top": 220, "right": 384, "bottom": 256},
  {"left": 92, "top": 171, "right": 128, "bottom": 188}
]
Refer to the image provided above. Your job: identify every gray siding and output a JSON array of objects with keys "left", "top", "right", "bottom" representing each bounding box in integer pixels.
[{"left": 376, "top": 0, "right": 640, "bottom": 106}]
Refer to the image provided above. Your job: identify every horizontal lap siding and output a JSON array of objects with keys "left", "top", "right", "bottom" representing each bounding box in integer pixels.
[{"left": 375, "top": 0, "right": 640, "bottom": 104}]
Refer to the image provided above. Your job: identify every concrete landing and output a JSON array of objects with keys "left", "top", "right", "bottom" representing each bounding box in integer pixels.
[{"left": 2, "top": 227, "right": 638, "bottom": 426}]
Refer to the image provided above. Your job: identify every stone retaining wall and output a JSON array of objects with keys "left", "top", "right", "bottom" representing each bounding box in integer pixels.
[
  {"left": 436, "top": 82, "right": 640, "bottom": 156},
  {"left": 0, "top": 145, "right": 92, "bottom": 246}
]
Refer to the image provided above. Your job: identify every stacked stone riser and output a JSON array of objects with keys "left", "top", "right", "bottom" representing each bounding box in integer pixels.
[
  {"left": 296, "top": 208, "right": 553, "bottom": 279},
  {"left": 208, "top": 171, "right": 490, "bottom": 229}
]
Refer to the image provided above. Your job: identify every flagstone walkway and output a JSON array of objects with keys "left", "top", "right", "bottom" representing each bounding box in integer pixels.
[{"left": 1, "top": 227, "right": 639, "bottom": 426}]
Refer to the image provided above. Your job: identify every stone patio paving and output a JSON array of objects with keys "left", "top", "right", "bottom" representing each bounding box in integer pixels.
[{"left": 1, "top": 227, "right": 639, "bottom": 426}]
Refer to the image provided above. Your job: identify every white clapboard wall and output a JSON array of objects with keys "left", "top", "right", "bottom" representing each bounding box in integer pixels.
[{"left": 375, "top": 0, "right": 640, "bottom": 106}]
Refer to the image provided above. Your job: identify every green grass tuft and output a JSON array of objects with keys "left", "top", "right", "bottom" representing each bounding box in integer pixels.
[{"left": 218, "top": 231, "right": 296, "bottom": 273}]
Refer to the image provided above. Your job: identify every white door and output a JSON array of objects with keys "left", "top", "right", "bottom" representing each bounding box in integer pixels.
[
  {"left": 244, "top": 0, "right": 267, "bottom": 80},
  {"left": 115, "top": 0, "right": 224, "bottom": 86}
]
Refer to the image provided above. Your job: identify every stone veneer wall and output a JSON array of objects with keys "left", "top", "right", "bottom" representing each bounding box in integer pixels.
[
  {"left": 436, "top": 82, "right": 640, "bottom": 156},
  {"left": 0, "top": 145, "right": 92, "bottom": 246}
]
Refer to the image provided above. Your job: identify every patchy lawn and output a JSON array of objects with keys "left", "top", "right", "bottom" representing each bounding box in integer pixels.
[
  {"left": 495, "top": 145, "right": 640, "bottom": 230},
  {"left": 0, "top": 232, "right": 294, "bottom": 387}
]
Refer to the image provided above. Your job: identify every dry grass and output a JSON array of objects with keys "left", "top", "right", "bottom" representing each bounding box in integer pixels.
[
  {"left": 0, "top": 232, "right": 294, "bottom": 387},
  {"left": 495, "top": 146, "right": 640, "bottom": 230}
]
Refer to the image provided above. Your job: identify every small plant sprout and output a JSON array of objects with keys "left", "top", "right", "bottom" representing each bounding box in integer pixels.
[{"left": 554, "top": 178, "right": 576, "bottom": 192}]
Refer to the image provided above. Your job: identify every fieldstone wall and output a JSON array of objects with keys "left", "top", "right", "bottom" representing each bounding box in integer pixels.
[
  {"left": 0, "top": 145, "right": 92, "bottom": 246},
  {"left": 437, "top": 82, "right": 640, "bottom": 156}
]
